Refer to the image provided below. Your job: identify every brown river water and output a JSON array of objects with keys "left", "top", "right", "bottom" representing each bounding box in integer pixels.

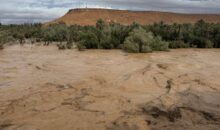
[{"left": 0, "top": 44, "right": 220, "bottom": 130}]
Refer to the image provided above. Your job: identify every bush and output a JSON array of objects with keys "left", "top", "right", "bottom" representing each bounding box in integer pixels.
[
  {"left": 96, "top": 19, "right": 107, "bottom": 30},
  {"left": 95, "top": 20, "right": 114, "bottom": 49},
  {"left": 66, "top": 41, "right": 73, "bottom": 49},
  {"left": 203, "top": 39, "right": 214, "bottom": 48},
  {"left": 77, "top": 42, "right": 86, "bottom": 51},
  {"left": 68, "top": 25, "right": 81, "bottom": 42},
  {"left": 191, "top": 37, "right": 213, "bottom": 48},
  {"left": 79, "top": 31, "right": 99, "bottom": 49},
  {"left": 123, "top": 27, "right": 154, "bottom": 53},
  {"left": 214, "top": 34, "right": 220, "bottom": 48},
  {"left": 57, "top": 41, "right": 75, "bottom": 50},
  {"left": 13, "top": 33, "right": 25, "bottom": 44},
  {"left": 123, "top": 27, "right": 169, "bottom": 53},
  {"left": 43, "top": 27, "right": 55, "bottom": 45},
  {"left": 110, "top": 23, "right": 131, "bottom": 48},
  {"left": 169, "top": 40, "right": 190, "bottom": 48},
  {"left": 36, "top": 38, "right": 41, "bottom": 42},
  {"left": 0, "top": 37, "right": 5, "bottom": 49},
  {"left": 123, "top": 40, "right": 140, "bottom": 53},
  {"left": 0, "top": 34, "right": 14, "bottom": 49},
  {"left": 57, "top": 43, "right": 67, "bottom": 50},
  {"left": 100, "top": 36, "right": 113, "bottom": 49},
  {"left": 0, "top": 43, "right": 4, "bottom": 49},
  {"left": 99, "top": 29, "right": 113, "bottom": 49},
  {"left": 54, "top": 24, "right": 68, "bottom": 43},
  {"left": 151, "top": 37, "right": 169, "bottom": 51}
]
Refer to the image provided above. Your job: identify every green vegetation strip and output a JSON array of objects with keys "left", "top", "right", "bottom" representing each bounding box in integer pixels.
[{"left": 0, "top": 19, "right": 220, "bottom": 52}]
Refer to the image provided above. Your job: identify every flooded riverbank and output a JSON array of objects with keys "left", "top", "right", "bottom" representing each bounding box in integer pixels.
[{"left": 0, "top": 45, "right": 220, "bottom": 130}]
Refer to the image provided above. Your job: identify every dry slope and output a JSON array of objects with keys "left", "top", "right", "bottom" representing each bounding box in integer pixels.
[{"left": 47, "top": 8, "right": 220, "bottom": 26}]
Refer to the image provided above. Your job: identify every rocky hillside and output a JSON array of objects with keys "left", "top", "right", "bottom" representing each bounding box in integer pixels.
[{"left": 47, "top": 8, "right": 220, "bottom": 25}]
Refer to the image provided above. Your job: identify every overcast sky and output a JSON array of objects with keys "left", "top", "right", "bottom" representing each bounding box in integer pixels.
[{"left": 0, "top": 0, "right": 220, "bottom": 24}]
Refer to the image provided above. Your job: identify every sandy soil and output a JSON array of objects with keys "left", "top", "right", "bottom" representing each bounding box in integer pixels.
[{"left": 0, "top": 44, "right": 220, "bottom": 130}]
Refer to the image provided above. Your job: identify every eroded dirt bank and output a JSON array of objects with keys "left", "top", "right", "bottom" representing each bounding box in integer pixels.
[{"left": 0, "top": 45, "right": 220, "bottom": 130}]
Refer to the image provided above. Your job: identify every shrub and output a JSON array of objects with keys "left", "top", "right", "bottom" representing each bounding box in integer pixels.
[
  {"left": 57, "top": 43, "right": 67, "bottom": 50},
  {"left": 96, "top": 19, "right": 106, "bottom": 30},
  {"left": 123, "top": 27, "right": 154, "bottom": 53},
  {"left": 151, "top": 37, "right": 169, "bottom": 51},
  {"left": 214, "top": 33, "right": 220, "bottom": 48},
  {"left": 191, "top": 37, "right": 213, "bottom": 48},
  {"left": 99, "top": 29, "right": 113, "bottom": 49},
  {"left": 43, "top": 27, "right": 55, "bottom": 45},
  {"left": 79, "top": 31, "right": 99, "bottom": 49},
  {"left": 56, "top": 41, "right": 74, "bottom": 50},
  {"left": 66, "top": 41, "right": 73, "bottom": 49},
  {"left": 55, "top": 25, "right": 68, "bottom": 43},
  {"left": 0, "top": 43, "right": 4, "bottom": 49},
  {"left": 123, "top": 27, "right": 168, "bottom": 53},
  {"left": 69, "top": 25, "right": 81, "bottom": 42},
  {"left": 203, "top": 39, "right": 213, "bottom": 48},
  {"left": 100, "top": 36, "right": 113, "bottom": 49},
  {"left": 169, "top": 40, "right": 190, "bottom": 48},
  {"left": 123, "top": 39, "right": 140, "bottom": 53},
  {"left": 36, "top": 38, "right": 41, "bottom": 42},
  {"left": 66, "top": 30, "right": 74, "bottom": 49},
  {"left": 0, "top": 36, "right": 5, "bottom": 49},
  {"left": 0, "top": 34, "right": 14, "bottom": 49},
  {"left": 110, "top": 23, "right": 130, "bottom": 48},
  {"left": 95, "top": 20, "right": 114, "bottom": 49},
  {"left": 13, "top": 33, "right": 25, "bottom": 44},
  {"left": 77, "top": 42, "right": 86, "bottom": 51}
]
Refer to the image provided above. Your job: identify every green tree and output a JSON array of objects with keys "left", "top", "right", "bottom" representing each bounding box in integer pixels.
[
  {"left": 151, "top": 36, "right": 169, "bottom": 51},
  {"left": 110, "top": 23, "right": 130, "bottom": 48},
  {"left": 79, "top": 31, "right": 99, "bottom": 49},
  {"left": 69, "top": 25, "right": 82, "bottom": 42},
  {"left": 96, "top": 19, "right": 106, "bottom": 30},
  {"left": 214, "top": 34, "right": 220, "bottom": 48},
  {"left": 43, "top": 27, "right": 55, "bottom": 45},
  {"left": 169, "top": 40, "right": 189, "bottom": 48},
  {"left": 191, "top": 37, "right": 213, "bottom": 48},
  {"left": 123, "top": 27, "right": 154, "bottom": 53},
  {"left": 0, "top": 33, "right": 14, "bottom": 49},
  {"left": 54, "top": 24, "right": 68, "bottom": 44},
  {"left": 0, "top": 36, "right": 6, "bottom": 49},
  {"left": 13, "top": 33, "right": 25, "bottom": 45}
]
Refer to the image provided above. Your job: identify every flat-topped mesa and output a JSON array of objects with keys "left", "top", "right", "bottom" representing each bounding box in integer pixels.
[{"left": 47, "top": 8, "right": 220, "bottom": 26}]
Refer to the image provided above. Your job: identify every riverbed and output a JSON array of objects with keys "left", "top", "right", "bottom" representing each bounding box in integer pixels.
[{"left": 0, "top": 44, "right": 220, "bottom": 130}]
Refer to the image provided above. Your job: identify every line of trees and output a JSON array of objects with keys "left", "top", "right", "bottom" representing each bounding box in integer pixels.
[
  {"left": 0, "top": 19, "right": 220, "bottom": 52},
  {"left": 149, "top": 20, "right": 220, "bottom": 48}
]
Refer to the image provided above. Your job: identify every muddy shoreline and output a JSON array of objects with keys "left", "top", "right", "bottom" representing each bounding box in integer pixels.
[{"left": 0, "top": 45, "right": 220, "bottom": 130}]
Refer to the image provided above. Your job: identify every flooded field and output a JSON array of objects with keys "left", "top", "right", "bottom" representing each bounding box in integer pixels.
[{"left": 0, "top": 45, "right": 220, "bottom": 130}]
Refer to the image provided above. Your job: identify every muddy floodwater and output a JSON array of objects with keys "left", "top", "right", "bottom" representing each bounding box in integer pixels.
[{"left": 0, "top": 45, "right": 220, "bottom": 130}]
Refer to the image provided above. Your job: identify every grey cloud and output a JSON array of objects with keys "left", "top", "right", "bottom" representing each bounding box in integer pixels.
[{"left": 0, "top": 0, "right": 219, "bottom": 24}]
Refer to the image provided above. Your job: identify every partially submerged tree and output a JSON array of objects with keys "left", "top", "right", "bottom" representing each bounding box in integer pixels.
[
  {"left": 151, "top": 36, "right": 169, "bottom": 51},
  {"left": 79, "top": 31, "right": 99, "bottom": 49},
  {"left": 13, "top": 33, "right": 25, "bottom": 45},
  {"left": 0, "top": 33, "right": 14, "bottom": 49},
  {"left": 43, "top": 27, "right": 55, "bottom": 45},
  {"left": 124, "top": 27, "right": 154, "bottom": 53},
  {"left": 123, "top": 27, "right": 169, "bottom": 53}
]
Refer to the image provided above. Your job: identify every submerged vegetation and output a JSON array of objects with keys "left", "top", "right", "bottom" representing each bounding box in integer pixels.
[
  {"left": 123, "top": 28, "right": 169, "bottom": 53},
  {"left": 0, "top": 19, "right": 220, "bottom": 52}
]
